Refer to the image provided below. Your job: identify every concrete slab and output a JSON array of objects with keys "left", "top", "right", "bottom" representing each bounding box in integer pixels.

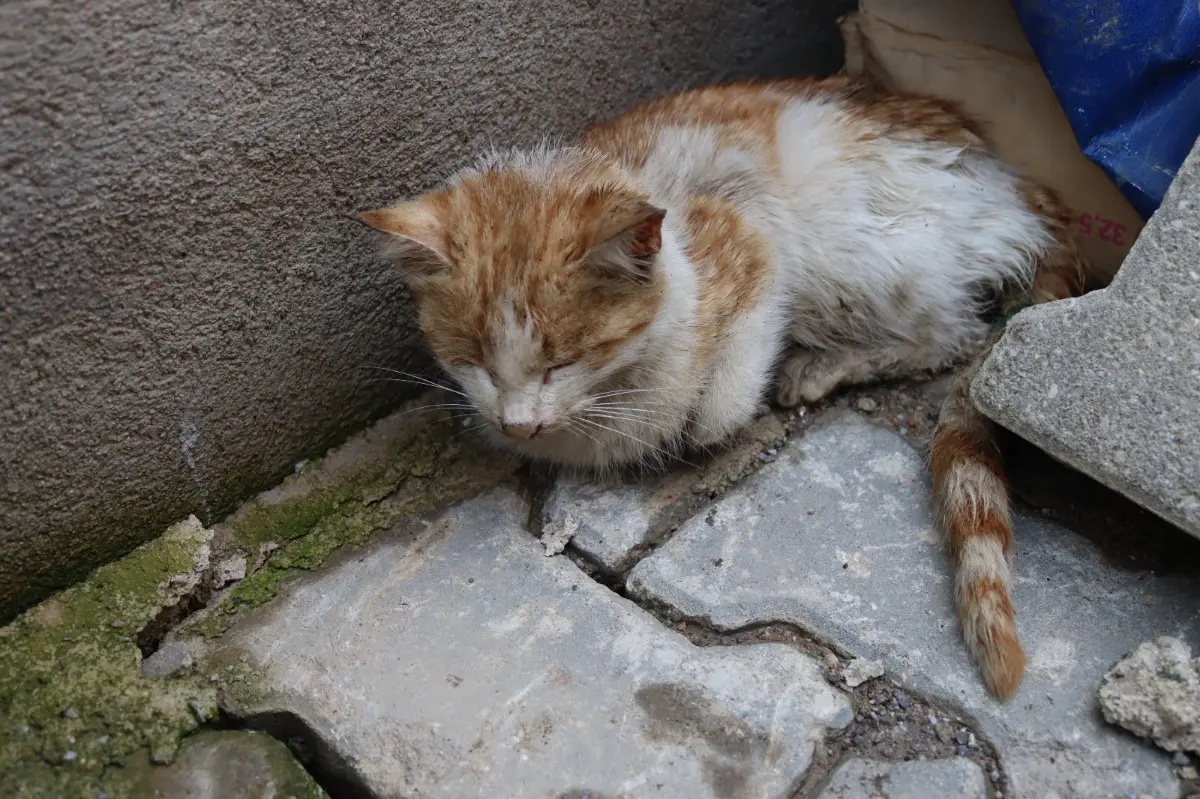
[
  {"left": 628, "top": 413, "right": 1199, "bottom": 798},
  {"left": 204, "top": 488, "right": 852, "bottom": 798},
  {"left": 973, "top": 141, "right": 1200, "bottom": 539},
  {"left": 542, "top": 413, "right": 789, "bottom": 573},
  {"left": 544, "top": 472, "right": 696, "bottom": 572},
  {"left": 815, "top": 757, "right": 987, "bottom": 799}
]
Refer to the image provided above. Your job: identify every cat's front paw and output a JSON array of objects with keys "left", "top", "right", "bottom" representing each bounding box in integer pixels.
[{"left": 775, "top": 350, "right": 839, "bottom": 407}]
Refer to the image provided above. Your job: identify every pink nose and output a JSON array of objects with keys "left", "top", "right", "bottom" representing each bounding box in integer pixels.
[{"left": 501, "top": 421, "right": 541, "bottom": 440}]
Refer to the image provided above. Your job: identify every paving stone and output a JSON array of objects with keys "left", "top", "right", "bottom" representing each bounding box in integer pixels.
[
  {"left": 543, "top": 414, "right": 788, "bottom": 573},
  {"left": 205, "top": 488, "right": 851, "bottom": 798},
  {"left": 628, "top": 412, "right": 1200, "bottom": 798},
  {"left": 543, "top": 472, "right": 693, "bottom": 571},
  {"left": 126, "top": 730, "right": 325, "bottom": 798},
  {"left": 973, "top": 140, "right": 1200, "bottom": 539},
  {"left": 815, "top": 757, "right": 987, "bottom": 799}
]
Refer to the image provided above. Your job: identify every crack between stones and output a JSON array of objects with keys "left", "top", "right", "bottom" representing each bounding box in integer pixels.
[
  {"left": 543, "top": 525, "right": 1010, "bottom": 798},
  {"left": 638, "top": 602, "right": 1009, "bottom": 798}
]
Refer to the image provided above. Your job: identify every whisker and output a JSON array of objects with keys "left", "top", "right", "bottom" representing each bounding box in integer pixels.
[
  {"left": 586, "top": 403, "right": 720, "bottom": 437},
  {"left": 450, "top": 422, "right": 490, "bottom": 441},
  {"left": 390, "top": 403, "right": 479, "bottom": 417},
  {"left": 583, "top": 411, "right": 674, "bottom": 435},
  {"left": 576, "top": 417, "right": 699, "bottom": 469},
  {"left": 359, "top": 367, "right": 470, "bottom": 399},
  {"left": 564, "top": 419, "right": 603, "bottom": 447}
]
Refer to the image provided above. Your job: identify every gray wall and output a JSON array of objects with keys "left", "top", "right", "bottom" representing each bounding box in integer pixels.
[{"left": 0, "top": 0, "right": 852, "bottom": 620}]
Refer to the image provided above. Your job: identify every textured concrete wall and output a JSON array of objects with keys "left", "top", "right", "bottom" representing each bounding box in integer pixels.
[{"left": 0, "top": 0, "right": 852, "bottom": 619}]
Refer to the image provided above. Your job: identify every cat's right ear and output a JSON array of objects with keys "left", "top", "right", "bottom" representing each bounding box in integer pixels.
[{"left": 357, "top": 198, "right": 452, "bottom": 284}]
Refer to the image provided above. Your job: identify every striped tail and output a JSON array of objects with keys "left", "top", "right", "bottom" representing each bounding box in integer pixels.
[{"left": 930, "top": 180, "right": 1087, "bottom": 699}]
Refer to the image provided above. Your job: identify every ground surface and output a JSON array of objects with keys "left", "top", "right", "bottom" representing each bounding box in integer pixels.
[{"left": 2, "top": 380, "right": 1198, "bottom": 798}]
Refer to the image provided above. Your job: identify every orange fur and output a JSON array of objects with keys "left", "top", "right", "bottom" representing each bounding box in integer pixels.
[
  {"left": 682, "top": 196, "right": 773, "bottom": 377},
  {"left": 363, "top": 150, "right": 665, "bottom": 371}
]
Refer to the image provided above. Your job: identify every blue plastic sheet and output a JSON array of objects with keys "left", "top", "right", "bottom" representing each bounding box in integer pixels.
[{"left": 1011, "top": 0, "right": 1200, "bottom": 218}]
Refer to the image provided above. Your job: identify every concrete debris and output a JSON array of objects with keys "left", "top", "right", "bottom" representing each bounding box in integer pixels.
[
  {"left": 1099, "top": 636, "right": 1200, "bottom": 754},
  {"left": 842, "top": 658, "right": 885, "bottom": 688}
]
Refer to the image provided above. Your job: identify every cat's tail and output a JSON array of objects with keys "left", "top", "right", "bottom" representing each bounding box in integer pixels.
[{"left": 930, "top": 180, "right": 1086, "bottom": 699}]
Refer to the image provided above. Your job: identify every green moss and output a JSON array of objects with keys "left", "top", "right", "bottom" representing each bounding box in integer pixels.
[
  {"left": 0, "top": 518, "right": 217, "bottom": 796},
  {"left": 193, "top": 415, "right": 509, "bottom": 638},
  {"left": 1, "top": 404, "right": 513, "bottom": 795}
]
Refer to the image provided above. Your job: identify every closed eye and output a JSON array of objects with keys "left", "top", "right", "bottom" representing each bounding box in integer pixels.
[{"left": 543, "top": 362, "right": 577, "bottom": 384}]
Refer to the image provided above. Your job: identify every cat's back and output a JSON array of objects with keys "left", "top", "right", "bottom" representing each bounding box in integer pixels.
[
  {"left": 584, "top": 79, "right": 865, "bottom": 174},
  {"left": 582, "top": 77, "right": 987, "bottom": 208}
]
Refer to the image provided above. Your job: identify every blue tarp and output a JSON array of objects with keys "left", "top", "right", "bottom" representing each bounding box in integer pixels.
[{"left": 1011, "top": 0, "right": 1200, "bottom": 218}]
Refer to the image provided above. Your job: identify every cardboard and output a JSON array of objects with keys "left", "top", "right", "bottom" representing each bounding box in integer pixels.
[{"left": 841, "top": 0, "right": 1143, "bottom": 283}]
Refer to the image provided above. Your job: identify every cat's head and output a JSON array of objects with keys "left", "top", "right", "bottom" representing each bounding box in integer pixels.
[{"left": 360, "top": 147, "right": 667, "bottom": 446}]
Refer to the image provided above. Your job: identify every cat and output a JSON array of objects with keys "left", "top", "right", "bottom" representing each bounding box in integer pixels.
[{"left": 358, "top": 76, "right": 1085, "bottom": 699}]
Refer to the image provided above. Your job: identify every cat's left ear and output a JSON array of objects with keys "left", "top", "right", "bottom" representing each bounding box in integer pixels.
[
  {"left": 357, "top": 196, "right": 453, "bottom": 285},
  {"left": 582, "top": 200, "right": 666, "bottom": 285}
]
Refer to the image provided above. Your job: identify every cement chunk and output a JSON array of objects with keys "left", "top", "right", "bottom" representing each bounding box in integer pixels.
[
  {"left": 816, "top": 757, "right": 987, "bottom": 799},
  {"left": 1098, "top": 636, "right": 1200, "bottom": 754},
  {"left": 206, "top": 488, "right": 851, "bottom": 798},
  {"left": 628, "top": 413, "right": 1199, "bottom": 798},
  {"left": 972, "top": 141, "right": 1200, "bottom": 539}
]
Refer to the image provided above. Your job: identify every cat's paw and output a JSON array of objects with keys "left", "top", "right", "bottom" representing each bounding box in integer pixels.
[{"left": 775, "top": 350, "right": 841, "bottom": 407}]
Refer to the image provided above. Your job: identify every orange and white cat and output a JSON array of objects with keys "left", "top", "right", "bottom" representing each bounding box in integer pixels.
[{"left": 359, "top": 77, "right": 1085, "bottom": 700}]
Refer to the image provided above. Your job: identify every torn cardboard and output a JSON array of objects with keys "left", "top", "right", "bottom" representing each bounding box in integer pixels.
[{"left": 841, "top": 0, "right": 1143, "bottom": 283}]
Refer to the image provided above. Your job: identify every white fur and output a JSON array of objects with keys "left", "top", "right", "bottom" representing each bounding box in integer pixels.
[{"left": 446, "top": 91, "right": 1056, "bottom": 468}]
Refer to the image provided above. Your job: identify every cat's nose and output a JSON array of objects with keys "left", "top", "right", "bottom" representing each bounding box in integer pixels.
[{"left": 501, "top": 421, "right": 541, "bottom": 440}]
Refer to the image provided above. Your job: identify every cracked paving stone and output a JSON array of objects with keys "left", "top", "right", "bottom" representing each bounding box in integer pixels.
[
  {"left": 628, "top": 412, "right": 1200, "bottom": 798},
  {"left": 543, "top": 472, "right": 691, "bottom": 572},
  {"left": 202, "top": 487, "right": 851, "bottom": 798},
  {"left": 815, "top": 757, "right": 988, "bottom": 799}
]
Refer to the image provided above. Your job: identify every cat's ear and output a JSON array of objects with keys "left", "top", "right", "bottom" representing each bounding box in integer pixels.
[
  {"left": 358, "top": 197, "right": 452, "bottom": 284},
  {"left": 582, "top": 200, "right": 666, "bottom": 285}
]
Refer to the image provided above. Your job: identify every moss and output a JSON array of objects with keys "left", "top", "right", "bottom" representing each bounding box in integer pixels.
[
  {"left": 192, "top": 412, "right": 510, "bottom": 637},
  {"left": 1, "top": 403, "right": 512, "bottom": 794},
  {"left": 0, "top": 518, "right": 217, "bottom": 796}
]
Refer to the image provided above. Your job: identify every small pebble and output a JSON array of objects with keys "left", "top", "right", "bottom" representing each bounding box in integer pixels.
[
  {"left": 842, "top": 657, "right": 885, "bottom": 687},
  {"left": 855, "top": 397, "right": 878, "bottom": 413}
]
